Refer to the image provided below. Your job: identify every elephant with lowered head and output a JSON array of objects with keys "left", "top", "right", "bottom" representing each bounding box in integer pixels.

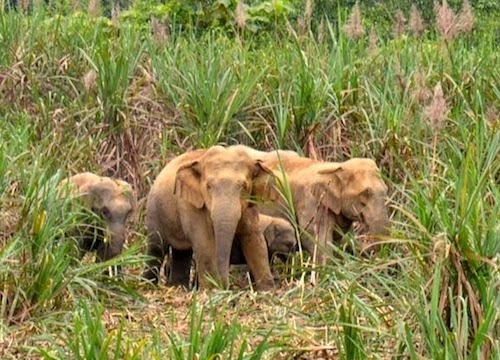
[
  {"left": 253, "top": 157, "right": 390, "bottom": 265},
  {"left": 143, "top": 145, "right": 275, "bottom": 290},
  {"left": 59, "top": 172, "right": 135, "bottom": 262},
  {"left": 230, "top": 214, "right": 297, "bottom": 265}
]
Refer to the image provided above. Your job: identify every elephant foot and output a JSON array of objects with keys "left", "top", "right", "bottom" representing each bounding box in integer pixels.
[
  {"left": 254, "top": 276, "right": 274, "bottom": 291},
  {"left": 166, "top": 277, "right": 190, "bottom": 288}
]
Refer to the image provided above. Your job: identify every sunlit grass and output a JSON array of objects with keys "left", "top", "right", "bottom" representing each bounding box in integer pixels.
[{"left": 0, "top": 3, "right": 498, "bottom": 359}]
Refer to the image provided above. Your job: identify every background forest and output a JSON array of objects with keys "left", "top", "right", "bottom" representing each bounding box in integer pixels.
[{"left": 0, "top": 0, "right": 498, "bottom": 358}]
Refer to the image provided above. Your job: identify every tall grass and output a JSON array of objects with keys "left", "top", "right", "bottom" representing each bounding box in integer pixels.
[
  {"left": 0, "top": 2, "right": 498, "bottom": 359},
  {"left": 151, "top": 35, "right": 261, "bottom": 148}
]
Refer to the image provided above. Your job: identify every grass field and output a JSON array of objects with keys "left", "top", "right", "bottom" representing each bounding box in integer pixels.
[{"left": 0, "top": 1, "right": 498, "bottom": 358}]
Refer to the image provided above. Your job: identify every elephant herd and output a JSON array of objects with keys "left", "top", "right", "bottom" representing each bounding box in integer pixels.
[{"left": 61, "top": 145, "right": 390, "bottom": 291}]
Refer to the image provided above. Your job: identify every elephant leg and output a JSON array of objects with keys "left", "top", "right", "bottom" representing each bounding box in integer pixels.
[
  {"left": 192, "top": 239, "right": 217, "bottom": 289},
  {"left": 183, "top": 214, "right": 217, "bottom": 289},
  {"left": 143, "top": 231, "right": 166, "bottom": 284},
  {"left": 168, "top": 248, "right": 192, "bottom": 287},
  {"left": 238, "top": 212, "right": 274, "bottom": 291}
]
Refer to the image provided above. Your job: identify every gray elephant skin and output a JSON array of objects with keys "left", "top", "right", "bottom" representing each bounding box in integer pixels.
[
  {"left": 143, "top": 145, "right": 275, "bottom": 291},
  {"left": 230, "top": 214, "right": 297, "bottom": 264},
  {"left": 59, "top": 172, "right": 135, "bottom": 262},
  {"left": 253, "top": 156, "right": 390, "bottom": 264}
]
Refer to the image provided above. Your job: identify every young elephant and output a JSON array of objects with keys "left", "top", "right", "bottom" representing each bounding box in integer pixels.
[
  {"left": 254, "top": 157, "right": 390, "bottom": 265},
  {"left": 59, "top": 172, "right": 135, "bottom": 262},
  {"left": 230, "top": 214, "right": 297, "bottom": 264},
  {"left": 143, "top": 145, "right": 275, "bottom": 291}
]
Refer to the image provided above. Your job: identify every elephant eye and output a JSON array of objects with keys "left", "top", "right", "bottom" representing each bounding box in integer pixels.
[
  {"left": 237, "top": 180, "right": 250, "bottom": 190},
  {"left": 101, "top": 206, "right": 111, "bottom": 220},
  {"left": 359, "top": 189, "right": 372, "bottom": 205}
]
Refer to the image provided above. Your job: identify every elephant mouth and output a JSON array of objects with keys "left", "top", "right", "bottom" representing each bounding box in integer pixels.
[{"left": 353, "top": 221, "right": 387, "bottom": 255}]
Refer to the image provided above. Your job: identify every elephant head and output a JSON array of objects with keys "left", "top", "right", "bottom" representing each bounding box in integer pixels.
[
  {"left": 311, "top": 158, "right": 389, "bottom": 253},
  {"left": 63, "top": 172, "right": 136, "bottom": 261},
  {"left": 259, "top": 214, "right": 297, "bottom": 259},
  {"left": 174, "top": 146, "right": 271, "bottom": 288}
]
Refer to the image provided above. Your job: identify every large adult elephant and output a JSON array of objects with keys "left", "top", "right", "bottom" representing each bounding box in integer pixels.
[
  {"left": 253, "top": 156, "right": 390, "bottom": 265},
  {"left": 143, "top": 146, "right": 275, "bottom": 291},
  {"left": 59, "top": 172, "right": 136, "bottom": 262}
]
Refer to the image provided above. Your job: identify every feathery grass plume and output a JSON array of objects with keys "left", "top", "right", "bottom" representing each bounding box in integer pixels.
[
  {"left": 83, "top": 69, "right": 97, "bottom": 92},
  {"left": 151, "top": 17, "right": 169, "bottom": 47},
  {"left": 20, "top": 0, "right": 30, "bottom": 13},
  {"left": 72, "top": 0, "right": 81, "bottom": 12},
  {"left": 485, "top": 107, "right": 498, "bottom": 129},
  {"left": 425, "top": 82, "right": 449, "bottom": 130},
  {"left": 111, "top": 5, "right": 120, "bottom": 27},
  {"left": 434, "top": 0, "right": 458, "bottom": 40},
  {"left": 368, "top": 28, "right": 378, "bottom": 55},
  {"left": 458, "top": 0, "right": 474, "bottom": 33},
  {"left": 412, "top": 68, "right": 431, "bottom": 104},
  {"left": 297, "top": 16, "right": 306, "bottom": 36},
  {"left": 235, "top": 1, "right": 247, "bottom": 30},
  {"left": 393, "top": 10, "right": 406, "bottom": 38},
  {"left": 305, "top": 0, "right": 314, "bottom": 32},
  {"left": 410, "top": 5, "right": 425, "bottom": 38},
  {"left": 317, "top": 18, "right": 325, "bottom": 43},
  {"left": 88, "top": 0, "right": 101, "bottom": 18},
  {"left": 344, "top": 1, "right": 364, "bottom": 40}
]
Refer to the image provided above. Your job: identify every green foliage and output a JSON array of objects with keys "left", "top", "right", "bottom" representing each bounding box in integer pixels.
[
  {"left": 151, "top": 34, "right": 261, "bottom": 147},
  {"left": 119, "top": 0, "right": 295, "bottom": 34},
  {"left": 0, "top": 2, "right": 498, "bottom": 359},
  {"left": 80, "top": 25, "right": 143, "bottom": 129},
  {"left": 37, "top": 300, "right": 148, "bottom": 359},
  {"left": 167, "top": 300, "right": 272, "bottom": 360}
]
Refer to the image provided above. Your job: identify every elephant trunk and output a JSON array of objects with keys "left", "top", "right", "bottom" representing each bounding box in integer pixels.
[
  {"left": 211, "top": 198, "right": 241, "bottom": 288},
  {"left": 361, "top": 199, "right": 389, "bottom": 254},
  {"left": 97, "top": 221, "right": 126, "bottom": 262}
]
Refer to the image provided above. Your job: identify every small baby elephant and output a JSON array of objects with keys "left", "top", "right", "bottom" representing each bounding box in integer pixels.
[
  {"left": 230, "top": 214, "right": 297, "bottom": 264},
  {"left": 59, "top": 172, "right": 135, "bottom": 262},
  {"left": 154, "top": 214, "right": 297, "bottom": 286}
]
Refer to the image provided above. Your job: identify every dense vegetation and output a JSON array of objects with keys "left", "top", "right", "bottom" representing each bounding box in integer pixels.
[{"left": 0, "top": 0, "right": 498, "bottom": 358}]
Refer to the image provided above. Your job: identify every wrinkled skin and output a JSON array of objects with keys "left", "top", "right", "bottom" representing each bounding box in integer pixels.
[
  {"left": 231, "top": 214, "right": 297, "bottom": 264},
  {"left": 59, "top": 172, "right": 135, "bottom": 262},
  {"left": 143, "top": 146, "right": 274, "bottom": 291},
  {"left": 254, "top": 157, "right": 389, "bottom": 265}
]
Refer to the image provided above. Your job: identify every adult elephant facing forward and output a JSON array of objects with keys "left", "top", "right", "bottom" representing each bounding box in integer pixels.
[
  {"left": 254, "top": 157, "right": 390, "bottom": 265},
  {"left": 143, "top": 146, "right": 274, "bottom": 291}
]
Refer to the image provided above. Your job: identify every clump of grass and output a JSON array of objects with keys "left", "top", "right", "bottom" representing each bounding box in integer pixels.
[
  {"left": 150, "top": 34, "right": 261, "bottom": 148},
  {"left": 37, "top": 300, "right": 148, "bottom": 359},
  {"left": 80, "top": 26, "right": 143, "bottom": 130},
  {"left": 167, "top": 300, "right": 272, "bottom": 360},
  {"left": 0, "top": 4, "right": 498, "bottom": 359}
]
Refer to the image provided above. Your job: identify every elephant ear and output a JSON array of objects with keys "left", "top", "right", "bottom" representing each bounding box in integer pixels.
[
  {"left": 262, "top": 222, "right": 277, "bottom": 248},
  {"left": 250, "top": 160, "right": 279, "bottom": 203},
  {"left": 79, "top": 179, "right": 106, "bottom": 209},
  {"left": 252, "top": 160, "right": 274, "bottom": 179},
  {"left": 311, "top": 167, "right": 343, "bottom": 215},
  {"left": 174, "top": 161, "right": 205, "bottom": 209},
  {"left": 114, "top": 179, "right": 137, "bottom": 211},
  {"left": 258, "top": 215, "right": 275, "bottom": 247},
  {"left": 115, "top": 180, "right": 137, "bottom": 211}
]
